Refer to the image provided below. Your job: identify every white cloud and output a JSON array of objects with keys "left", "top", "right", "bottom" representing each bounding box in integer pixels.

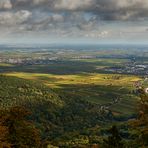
[
  {"left": 0, "top": 10, "right": 32, "bottom": 25},
  {"left": 52, "top": 14, "right": 64, "bottom": 22},
  {"left": 54, "top": 0, "right": 93, "bottom": 10},
  {"left": 0, "top": 0, "right": 12, "bottom": 9}
]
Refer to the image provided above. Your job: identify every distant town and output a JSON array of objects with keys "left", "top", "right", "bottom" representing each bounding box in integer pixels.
[{"left": 0, "top": 51, "right": 147, "bottom": 75}]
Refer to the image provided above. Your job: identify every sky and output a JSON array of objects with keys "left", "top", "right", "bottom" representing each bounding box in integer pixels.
[{"left": 0, "top": 0, "right": 148, "bottom": 44}]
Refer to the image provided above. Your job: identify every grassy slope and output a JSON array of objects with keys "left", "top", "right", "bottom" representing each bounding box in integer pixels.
[
  {"left": 4, "top": 72, "right": 140, "bottom": 115},
  {"left": 0, "top": 75, "right": 64, "bottom": 109}
]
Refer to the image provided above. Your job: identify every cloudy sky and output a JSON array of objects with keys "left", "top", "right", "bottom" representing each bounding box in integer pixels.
[{"left": 0, "top": 0, "right": 148, "bottom": 44}]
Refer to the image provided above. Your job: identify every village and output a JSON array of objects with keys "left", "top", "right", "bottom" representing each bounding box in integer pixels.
[
  {"left": 0, "top": 51, "right": 147, "bottom": 76},
  {"left": 104, "top": 61, "right": 148, "bottom": 75}
]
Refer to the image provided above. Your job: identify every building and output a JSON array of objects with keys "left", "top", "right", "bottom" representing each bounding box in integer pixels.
[{"left": 145, "top": 88, "right": 148, "bottom": 94}]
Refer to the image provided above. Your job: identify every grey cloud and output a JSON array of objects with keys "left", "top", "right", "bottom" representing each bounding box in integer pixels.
[
  {"left": 10, "top": 0, "right": 93, "bottom": 10},
  {"left": 6, "top": 0, "right": 148, "bottom": 20},
  {"left": 10, "top": 0, "right": 55, "bottom": 10},
  {"left": 0, "top": 0, "right": 148, "bottom": 40},
  {"left": 92, "top": 0, "right": 148, "bottom": 20},
  {"left": 21, "top": 11, "right": 65, "bottom": 31}
]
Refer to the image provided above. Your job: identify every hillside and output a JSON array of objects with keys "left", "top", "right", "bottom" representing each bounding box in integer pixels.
[
  {"left": 0, "top": 74, "right": 141, "bottom": 147},
  {"left": 0, "top": 75, "right": 63, "bottom": 109},
  {"left": 5, "top": 72, "right": 140, "bottom": 115}
]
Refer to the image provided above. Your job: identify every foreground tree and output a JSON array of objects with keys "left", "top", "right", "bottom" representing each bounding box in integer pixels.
[
  {"left": 0, "top": 106, "right": 41, "bottom": 148},
  {"left": 0, "top": 124, "right": 11, "bottom": 148},
  {"left": 131, "top": 88, "right": 148, "bottom": 146},
  {"left": 103, "top": 125, "right": 124, "bottom": 148}
]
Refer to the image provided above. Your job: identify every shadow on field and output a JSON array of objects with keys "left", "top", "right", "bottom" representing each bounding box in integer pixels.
[{"left": 0, "top": 60, "right": 121, "bottom": 75}]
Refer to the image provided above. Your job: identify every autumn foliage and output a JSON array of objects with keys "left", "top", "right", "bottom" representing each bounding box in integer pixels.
[{"left": 0, "top": 106, "right": 41, "bottom": 148}]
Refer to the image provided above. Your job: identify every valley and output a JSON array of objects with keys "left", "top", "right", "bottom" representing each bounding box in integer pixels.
[{"left": 0, "top": 45, "right": 148, "bottom": 147}]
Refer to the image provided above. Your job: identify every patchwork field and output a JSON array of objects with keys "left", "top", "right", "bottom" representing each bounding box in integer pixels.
[{"left": 4, "top": 72, "right": 141, "bottom": 115}]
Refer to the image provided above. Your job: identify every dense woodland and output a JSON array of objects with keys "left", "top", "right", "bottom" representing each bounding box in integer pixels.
[{"left": 0, "top": 75, "right": 148, "bottom": 147}]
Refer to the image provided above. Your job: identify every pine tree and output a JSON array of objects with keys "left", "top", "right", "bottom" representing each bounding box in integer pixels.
[{"left": 103, "top": 125, "right": 124, "bottom": 148}]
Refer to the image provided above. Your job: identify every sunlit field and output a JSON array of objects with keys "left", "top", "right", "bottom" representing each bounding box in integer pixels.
[{"left": 4, "top": 72, "right": 141, "bottom": 115}]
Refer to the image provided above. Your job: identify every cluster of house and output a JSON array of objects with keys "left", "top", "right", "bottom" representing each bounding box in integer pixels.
[
  {"left": 134, "top": 78, "right": 148, "bottom": 95},
  {"left": 145, "top": 88, "right": 148, "bottom": 94},
  {"left": 104, "top": 63, "right": 148, "bottom": 75},
  {"left": 0, "top": 57, "right": 58, "bottom": 65}
]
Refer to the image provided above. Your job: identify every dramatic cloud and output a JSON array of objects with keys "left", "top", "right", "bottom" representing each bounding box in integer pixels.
[
  {"left": 0, "top": 0, "right": 148, "bottom": 43},
  {"left": 4, "top": 0, "right": 148, "bottom": 20}
]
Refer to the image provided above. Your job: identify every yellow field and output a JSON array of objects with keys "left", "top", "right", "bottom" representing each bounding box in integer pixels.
[
  {"left": 0, "top": 63, "right": 14, "bottom": 67},
  {"left": 5, "top": 72, "right": 141, "bottom": 89}
]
